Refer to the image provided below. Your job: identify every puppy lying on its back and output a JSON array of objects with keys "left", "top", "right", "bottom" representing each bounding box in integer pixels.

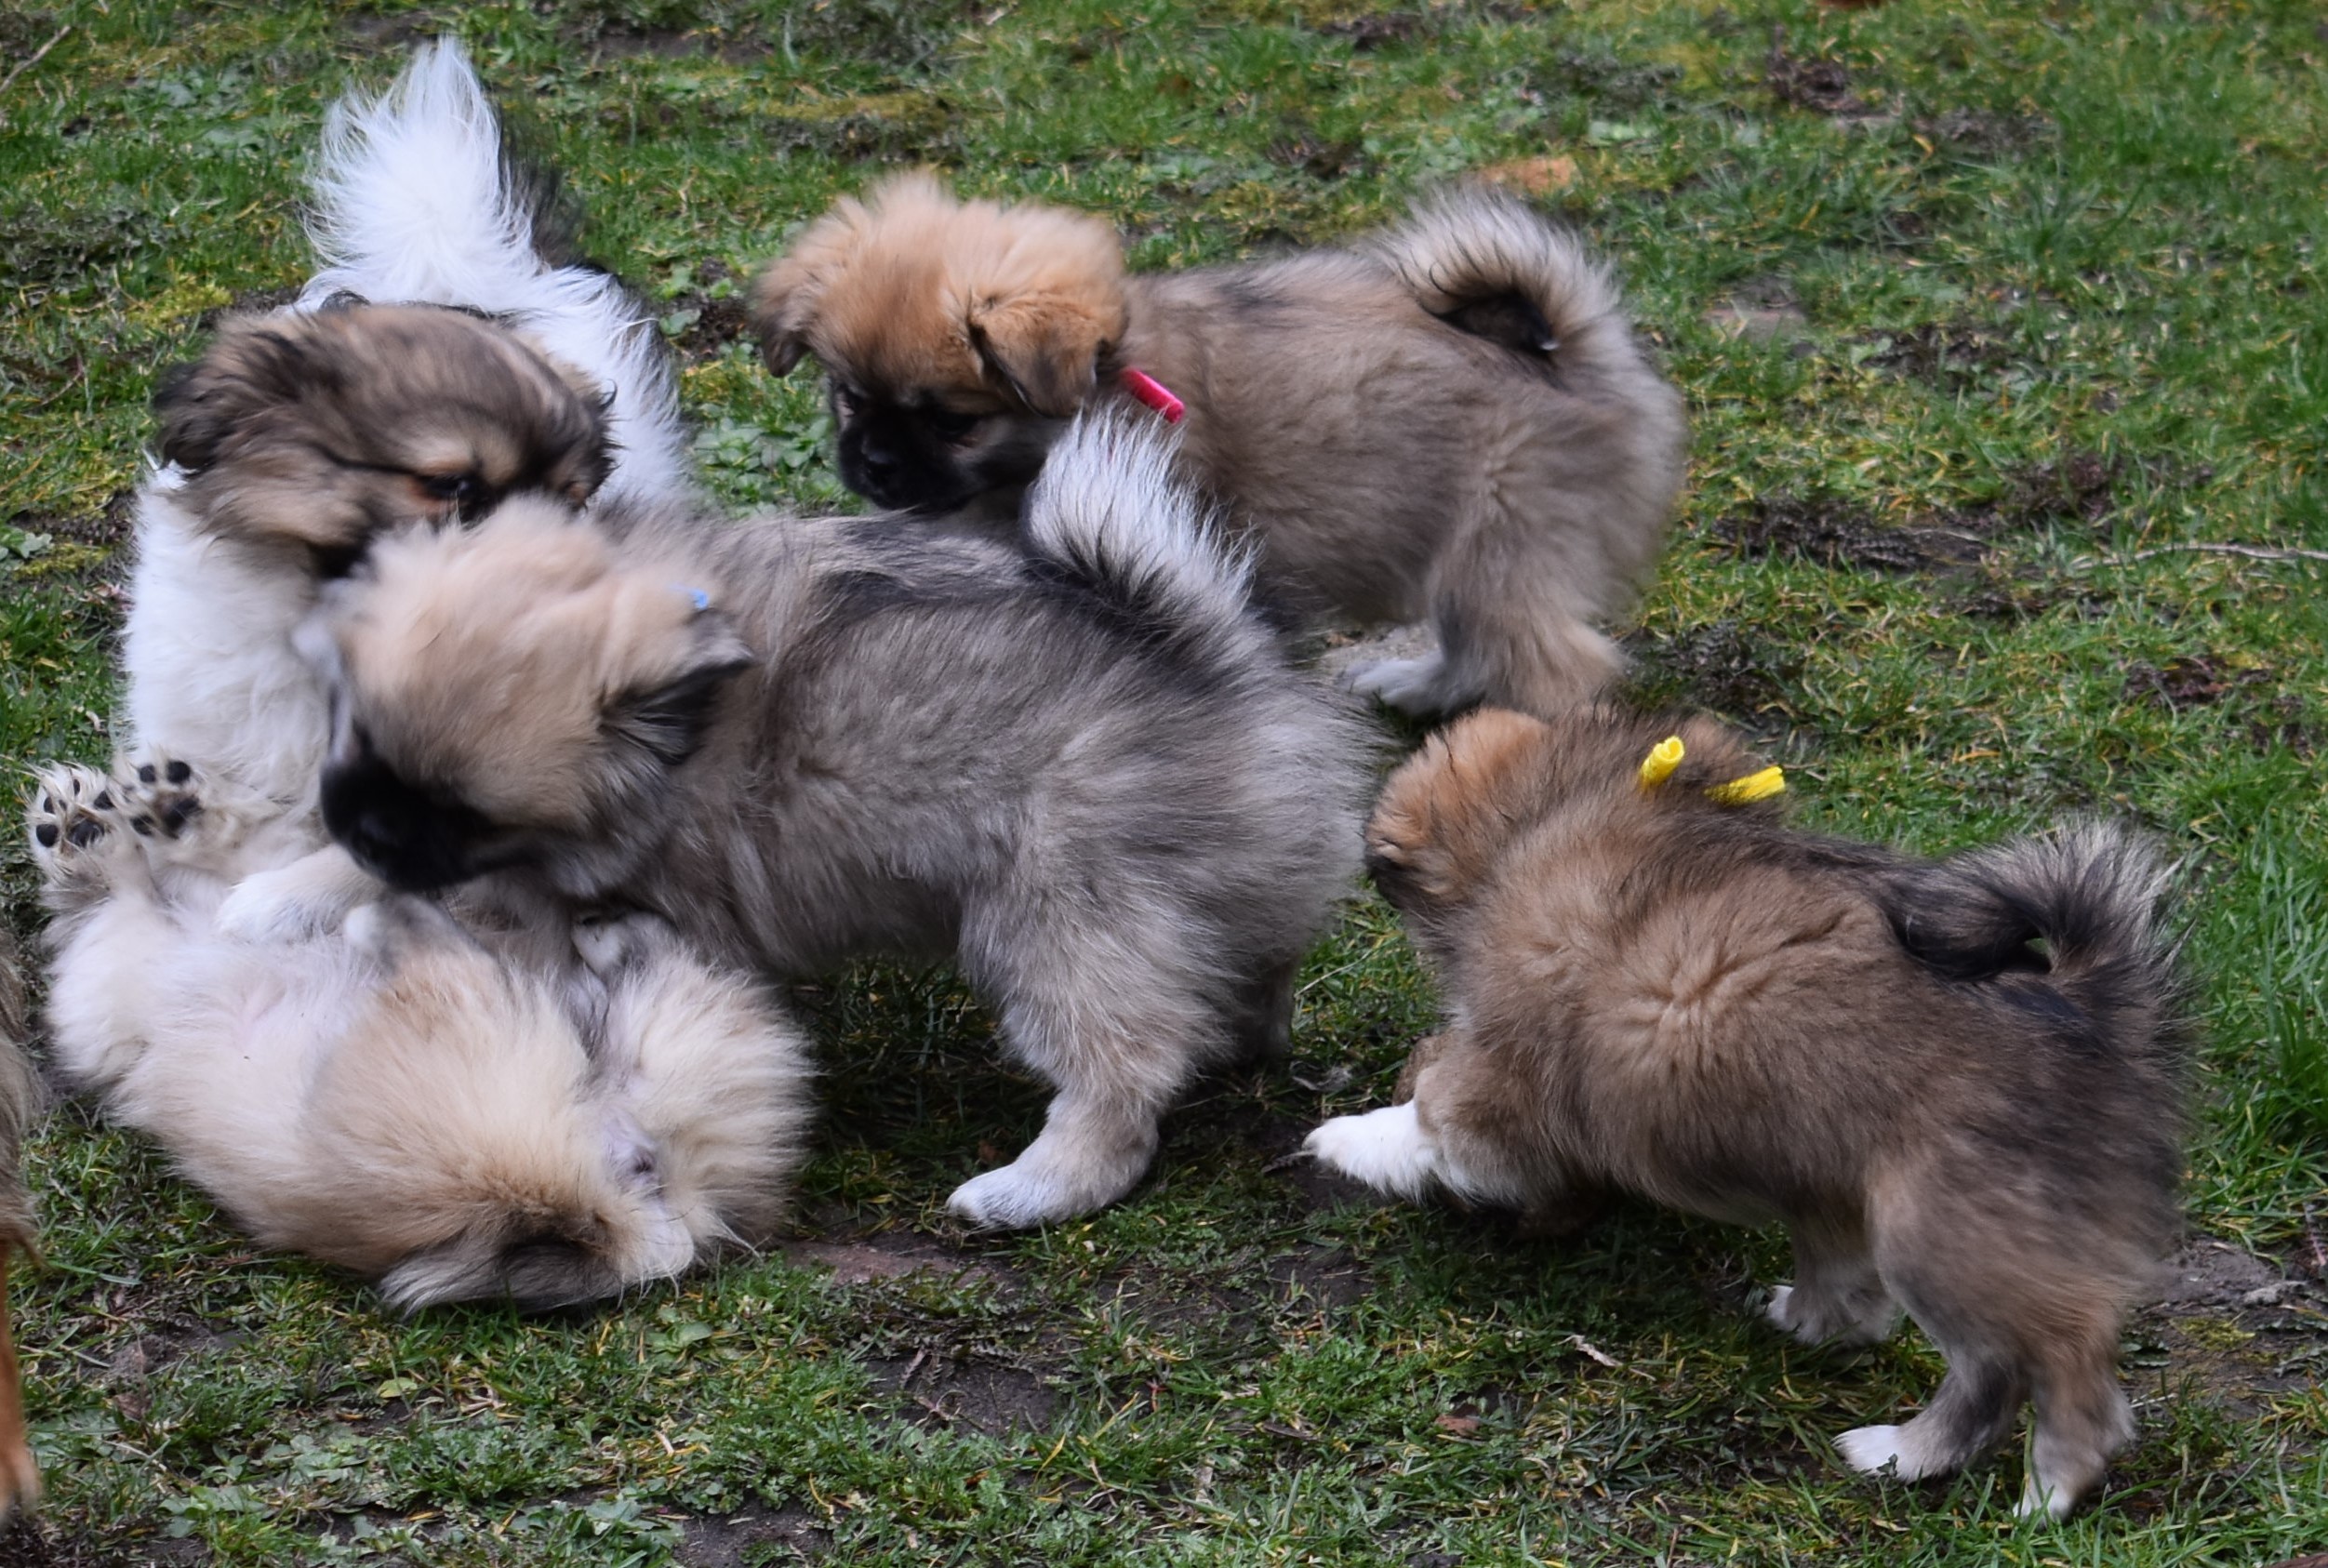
[
  {"left": 752, "top": 176, "right": 1686, "bottom": 716},
  {"left": 307, "top": 414, "right": 1372, "bottom": 1229},
  {"left": 1308, "top": 707, "right": 2187, "bottom": 1518}
]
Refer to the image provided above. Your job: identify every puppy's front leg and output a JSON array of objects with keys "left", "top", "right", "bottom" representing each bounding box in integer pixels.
[
  {"left": 215, "top": 844, "right": 382, "bottom": 942},
  {"left": 948, "top": 1086, "right": 1164, "bottom": 1229}
]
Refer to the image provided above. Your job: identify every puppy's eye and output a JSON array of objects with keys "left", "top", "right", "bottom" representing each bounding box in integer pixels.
[
  {"left": 923, "top": 408, "right": 984, "bottom": 445},
  {"left": 418, "top": 472, "right": 495, "bottom": 520}
]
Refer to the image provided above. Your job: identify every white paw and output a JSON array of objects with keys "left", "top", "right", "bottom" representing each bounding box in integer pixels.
[
  {"left": 1764, "top": 1284, "right": 1797, "bottom": 1331},
  {"left": 113, "top": 747, "right": 204, "bottom": 830},
  {"left": 1303, "top": 1102, "right": 1440, "bottom": 1200},
  {"left": 216, "top": 865, "right": 338, "bottom": 942},
  {"left": 26, "top": 764, "right": 120, "bottom": 884},
  {"left": 948, "top": 1162, "right": 1082, "bottom": 1230},
  {"left": 1835, "top": 1424, "right": 1909, "bottom": 1476},
  {"left": 2015, "top": 1476, "right": 2074, "bottom": 1521},
  {"left": 1343, "top": 653, "right": 1454, "bottom": 717}
]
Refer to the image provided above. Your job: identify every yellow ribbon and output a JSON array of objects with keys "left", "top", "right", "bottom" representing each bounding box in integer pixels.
[
  {"left": 1638, "top": 735, "right": 1685, "bottom": 788},
  {"left": 1704, "top": 765, "right": 1787, "bottom": 805},
  {"left": 1637, "top": 736, "right": 1785, "bottom": 804}
]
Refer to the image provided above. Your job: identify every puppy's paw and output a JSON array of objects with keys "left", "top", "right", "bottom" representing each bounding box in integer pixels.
[
  {"left": 1343, "top": 652, "right": 1457, "bottom": 718},
  {"left": 111, "top": 748, "right": 207, "bottom": 845},
  {"left": 1835, "top": 1423, "right": 1910, "bottom": 1477},
  {"left": 27, "top": 764, "right": 126, "bottom": 891},
  {"left": 1304, "top": 1102, "right": 1440, "bottom": 1200},
  {"left": 946, "top": 1131, "right": 1151, "bottom": 1230},
  {"left": 1765, "top": 1280, "right": 1901, "bottom": 1347},
  {"left": 2014, "top": 1476, "right": 2076, "bottom": 1521}
]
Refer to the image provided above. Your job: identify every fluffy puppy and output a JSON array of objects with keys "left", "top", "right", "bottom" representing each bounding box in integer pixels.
[
  {"left": 0, "top": 933, "right": 40, "bottom": 1520},
  {"left": 306, "top": 415, "right": 1371, "bottom": 1229},
  {"left": 752, "top": 174, "right": 1686, "bottom": 715},
  {"left": 131, "top": 38, "right": 698, "bottom": 944},
  {"left": 1307, "top": 707, "right": 2186, "bottom": 1518},
  {"left": 29, "top": 757, "right": 811, "bottom": 1310}
]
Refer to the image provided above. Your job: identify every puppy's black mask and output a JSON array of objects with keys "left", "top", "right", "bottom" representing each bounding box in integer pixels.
[
  {"left": 831, "top": 383, "right": 1051, "bottom": 514},
  {"left": 321, "top": 733, "right": 510, "bottom": 894}
]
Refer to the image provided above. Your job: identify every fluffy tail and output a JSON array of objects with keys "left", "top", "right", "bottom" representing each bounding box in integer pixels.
[
  {"left": 1370, "top": 187, "right": 1641, "bottom": 378},
  {"left": 300, "top": 39, "right": 691, "bottom": 507},
  {"left": 1021, "top": 409, "right": 1267, "bottom": 673},
  {"left": 1880, "top": 823, "right": 2187, "bottom": 1065}
]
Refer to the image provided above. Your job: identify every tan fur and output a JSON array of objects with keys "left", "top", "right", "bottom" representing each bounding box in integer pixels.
[
  {"left": 0, "top": 933, "right": 41, "bottom": 1521},
  {"left": 754, "top": 171, "right": 1126, "bottom": 415},
  {"left": 155, "top": 304, "right": 611, "bottom": 555},
  {"left": 751, "top": 175, "right": 1687, "bottom": 714},
  {"left": 1322, "top": 706, "right": 2188, "bottom": 1516}
]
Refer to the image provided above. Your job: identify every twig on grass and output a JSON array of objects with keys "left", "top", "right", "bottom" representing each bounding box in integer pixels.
[
  {"left": 0, "top": 24, "right": 70, "bottom": 103},
  {"left": 2071, "top": 541, "right": 2328, "bottom": 570}
]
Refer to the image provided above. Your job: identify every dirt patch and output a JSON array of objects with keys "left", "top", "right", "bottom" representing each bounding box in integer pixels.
[
  {"left": 785, "top": 1233, "right": 1016, "bottom": 1292},
  {"left": 1914, "top": 107, "right": 2055, "bottom": 153},
  {"left": 1991, "top": 450, "right": 2120, "bottom": 527},
  {"left": 1711, "top": 492, "right": 1989, "bottom": 573},
  {"left": 1765, "top": 33, "right": 1867, "bottom": 116},
  {"left": 1624, "top": 618, "right": 1803, "bottom": 717},
  {"left": 2123, "top": 654, "right": 2268, "bottom": 713},
  {"left": 1266, "top": 1244, "right": 1370, "bottom": 1309},
  {"left": 660, "top": 260, "right": 754, "bottom": 361},
  {"left": 1705, "top": 276, "right": 1812, "bottom": 347},
  {"left": 0, "top": 1519, "right": 209, "bottom": 1566},
  {"left": 678, "top": 1508, "right": 831, "bottom": 1564},
  {"left": 1310, "top": 621, "right": 1437, "bottom": 693},
  {"left": 343, "top": 9, "right": 441, "bottom": 50},
  {"left": 871, "top": 1349, "right": 1058, "bottom": 1434},
  {"left": 2135, "top": 1237, "right": 2327, "bottom": 1419},
  {"left": 1865, "top": 321, "right": 2010, "bottom": 383},
  {"left": 1316, "top": 11, "right": 1427, "bottom": 49},
  {"left": 1267, "top": 128, "right": 1365, "bottom": 180}
]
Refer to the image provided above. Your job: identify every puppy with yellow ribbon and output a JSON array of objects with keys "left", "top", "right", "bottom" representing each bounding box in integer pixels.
[{"left": 1309, "top": 704, "right": 2188, "bottom": 1520}]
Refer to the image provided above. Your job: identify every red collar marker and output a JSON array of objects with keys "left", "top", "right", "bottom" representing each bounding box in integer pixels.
[{"left": 1118, "top": 367, "right": 1186, "bottom": 424}]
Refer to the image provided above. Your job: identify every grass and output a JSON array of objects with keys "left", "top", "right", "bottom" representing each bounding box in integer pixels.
[{"left": 3, "top": 0, "right": 2327, "bottom": 1561}]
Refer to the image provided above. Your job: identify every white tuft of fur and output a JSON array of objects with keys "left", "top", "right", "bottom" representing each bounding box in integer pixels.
[
  {"left": 1022, "top": 408, "right": 1260, "bottom": 666},
  {"left": 1835, "top": 1422, "right": 1958, "bottom": 1483},
  {"left": 300, "top": 39, "right": 690, "bottom": 507},
  {"left": 1305, "top": 1102, "right": 1443, "bottom": 1201}
]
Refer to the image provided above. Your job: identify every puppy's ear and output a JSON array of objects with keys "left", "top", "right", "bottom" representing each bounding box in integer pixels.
[
  {"left": 607, "top": 613, "right": 754, "bottom": 766},
  {"left": 966, "top": 295, "right": 1110, "bottom": 418},
  {"left": 750, "top": 252, "right": 820, "bottom": 376},
  {"left": 153, "top": 322, "right": 335, "bottom": 472}
]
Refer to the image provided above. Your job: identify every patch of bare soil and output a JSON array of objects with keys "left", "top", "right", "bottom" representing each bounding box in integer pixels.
[
  {"left": 2134, "top": 1237, "right": 2327, "bottom": 1418},
  {"left": 659, "top": 259, "right": 755, "bottom": 362},
  {"left": 1705, "top": 275, "right": 1813, "bottom": 348},
  {"left": 0, "top": 1519, "right": 207, "bottom": 1566},
  {"left": 783, "top": 1232, "right": 1016, "bottom": 1293},
  {"left": 1914, "top": 107, "right": 2056, "bottom": 153},
  {"left": 1865, "top": 321, "right": 2011, "bottom": 383},
  {"left": 194, "top": 284, "right": 299, "bottom": 331},
  {"left": 1712, "top": 493, "right": 1989, "bottom": 573},
  {"left": 871, "top": 1349, "right": 1058, "bottom": 1434},
  {"left": 1765, "top": 33, "right": 1867, "bottom": 116},
  {"left": 678, "top": 1508, "right": 831, "bottom": 1564},
  {"left": 1624, "top": 618, "right": 1803, "bottom": 717}
]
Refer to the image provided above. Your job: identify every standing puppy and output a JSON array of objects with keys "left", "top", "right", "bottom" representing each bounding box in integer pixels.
[
  {"left": 1307, "top": 707, "right": 2187, "bottom": 1518},
  {"left": 308, "top": 415, "right": 1371, "bottom": 1229},
  {"left": 751, "top": 175, "right": 1686, "bottom": 716}
]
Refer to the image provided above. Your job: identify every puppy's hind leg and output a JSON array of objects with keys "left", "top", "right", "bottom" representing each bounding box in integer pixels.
[
  {"left": 2019, "top": 1334, "right": 2135, "bottom": 1519},
  {"left": 946, "top": 897, "right": 1219, "bottom": 1229},
  {"left": 1225, "top": 956, "right": 1299, "bottom": 1067},
  {"left": 1379, "top": 493, "right": 1629, "bottom": 719}
]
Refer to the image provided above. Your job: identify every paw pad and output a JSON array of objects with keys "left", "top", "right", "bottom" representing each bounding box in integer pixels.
[
  {"left": 26, "top": 764, "right": 120, "bottom": 880},
  {"left": 112, "top": 749, "right": 205, "bottom": 841}
]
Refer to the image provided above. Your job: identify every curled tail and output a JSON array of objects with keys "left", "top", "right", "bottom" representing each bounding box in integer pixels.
[
  {"left": 300, "top": 40, "right": 690, "bottom": 506},
  {"left": 1021, "top": 409, "right": 1269, "bottom": 674},
  {"left": 1880, "top": 822, "right": 2187, "bottom": 1067},
  {"left": 1370, "top": 187, "right": 1649, "bottom": 382}
]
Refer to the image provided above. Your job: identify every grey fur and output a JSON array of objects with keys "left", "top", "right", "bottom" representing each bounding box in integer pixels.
[{"left": 315, "top": 413, "right": 1374, "bottom": 1228}]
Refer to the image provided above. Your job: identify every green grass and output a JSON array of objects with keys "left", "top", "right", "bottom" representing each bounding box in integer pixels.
[{"left": 5, "top": 0, "right": 2328, "bottom": 1561}]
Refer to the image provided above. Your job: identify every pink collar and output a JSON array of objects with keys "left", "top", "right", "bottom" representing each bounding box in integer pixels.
[{"left": 1118, "top": 366, "right": 1185, "bottom": 424}]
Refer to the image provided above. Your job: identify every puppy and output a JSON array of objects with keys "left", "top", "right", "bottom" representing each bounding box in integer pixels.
[
  {"left": 0, "top": 933, "right": 41, "bottom": 1520},
  {"left": 29, "top": 756, "right": 811, "bottom": 1310},
  {"left": 307, "top": 414, "right": 1371, "bottom": 1229},
  {"left": 131, "top": 38, "right": 697, "bottom": 944},
  {"left": 1307, "top": 707, "right": 2186, "bottom": 1518},
  {"left": 752, "top": 174, "right": 1687, "bottom": 715}
]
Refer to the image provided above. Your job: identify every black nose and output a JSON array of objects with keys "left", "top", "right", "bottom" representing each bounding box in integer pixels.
[{"left": 858, "top": 443, "right": 898, "bottom": 483}]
